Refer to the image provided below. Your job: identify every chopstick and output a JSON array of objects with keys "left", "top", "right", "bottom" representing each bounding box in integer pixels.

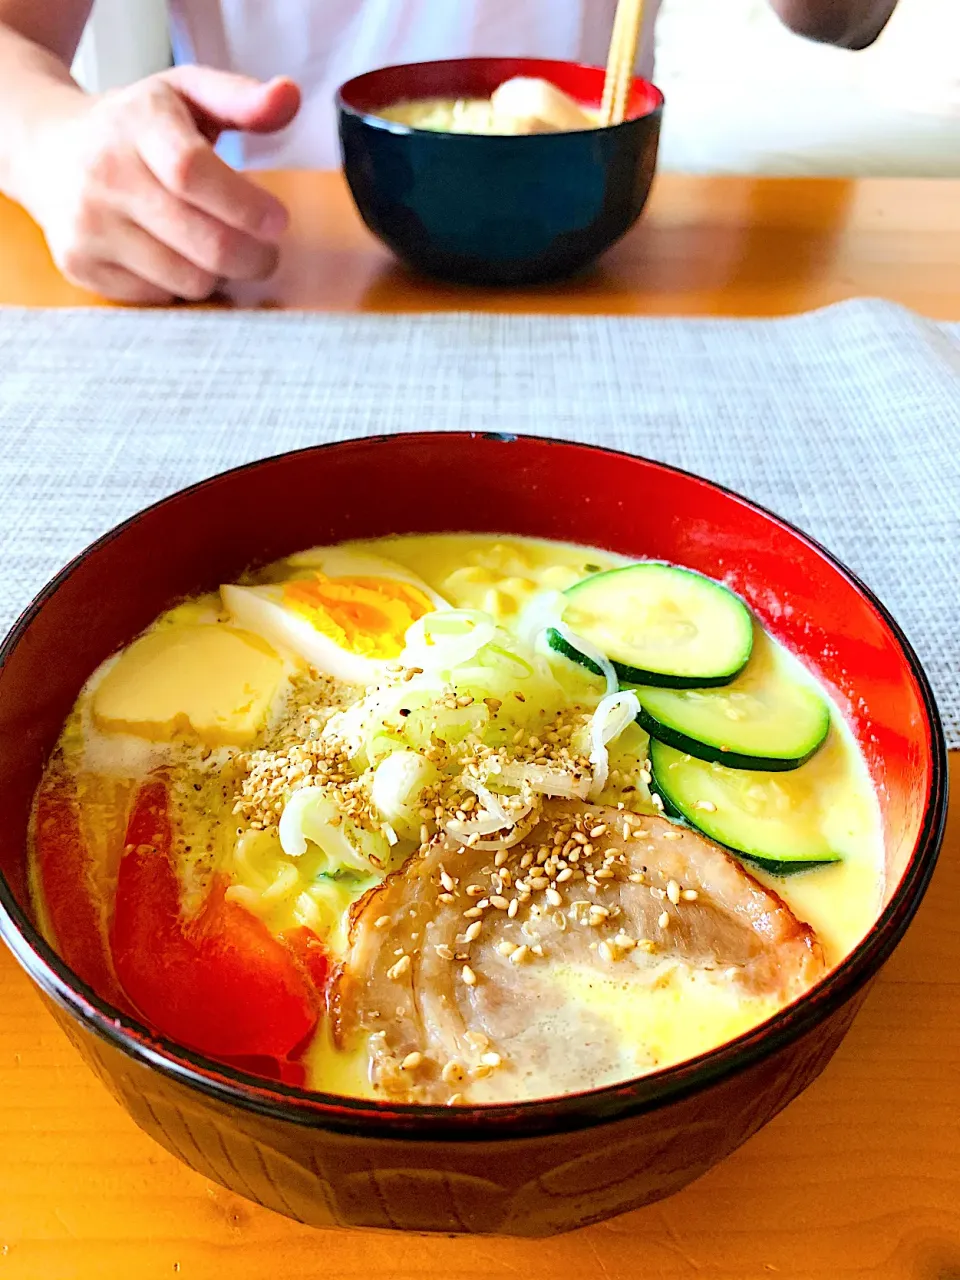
[{"left": 601, "top": 0, "right": 646, "bottom": 126}]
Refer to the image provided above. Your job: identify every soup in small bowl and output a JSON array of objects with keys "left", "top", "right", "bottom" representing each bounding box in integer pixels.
[
  {"left": 337, "top": 58, "right": 663, "bottom": 286},
  {"left": 0, "top": 434, "right": 946, "bottom": 1235}
]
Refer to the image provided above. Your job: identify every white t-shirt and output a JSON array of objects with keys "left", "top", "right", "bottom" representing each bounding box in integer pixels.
[{"left": 169, "top": 1, "right": 662, "bottom": 169}]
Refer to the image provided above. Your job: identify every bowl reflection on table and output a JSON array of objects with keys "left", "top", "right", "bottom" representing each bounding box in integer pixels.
[
  {"left": 0, "top": 433, "right": 946, "bottom": 1236},
  {"left": 337, "top": 58, "right": 664, "bottom": 286}
]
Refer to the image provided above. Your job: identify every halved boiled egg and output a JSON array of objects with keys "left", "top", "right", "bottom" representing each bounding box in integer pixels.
[
  {"left": 221, "top": 551, "right": 444, "bottom": 684},
  {"left": 284, "top": 547, "right": 449, "bottom": 609}
]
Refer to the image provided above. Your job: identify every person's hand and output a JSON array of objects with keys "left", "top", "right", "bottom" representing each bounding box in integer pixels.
[{"left": 20, "top": 66, "right": 301, "bottom": 303}]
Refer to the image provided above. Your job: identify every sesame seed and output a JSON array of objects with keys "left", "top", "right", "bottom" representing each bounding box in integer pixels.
[
  {"left": 667, "top": 879, "right": 681, "bottom": 905},
  {"left": 509, "top": 945, "right": 530, "bottom": 965},
  {"left": 529, "top": 876, "right": 549, "bottom": 891},
  {"left": 598, "top": 941, "right": 617, "bottom": 963},
  {"left": 658, "top": 911, "right": 670, "bottom": 930},
  {"left": 387, "top": 955, "right": 411, "bottom": 980},
  {"left": 531, "top": 944, "right": 544, "bottom": 957},
  {"left": 556, "top": 867, "right": 574, "bottom": 884},
  {"left": 545, "top": 888, "right": 563, "bottom": 907},
  {"left": 507, "top": 898, "right": 519, "bottom": 918},
  {"left": 497, "top": 940, "right": 517, "bottom": 957},
  {"left": 682, "top": 888, "right": 700, "bottom": 902},
  {"left": 435, "top": 944, "right": 454, "bottom": 960},
  {"left": 440, "top": 870, "right": 456, "bottom": 892},
  {"left": 694, "top": 799, "right": 717, "bottom": 812},
  {"left": 637, "top": 939, "right": 657, "bottom": 953},
  {"left": 489, "top": 895, "right": 510, "bottom": 911},
  {"left": 438, "top": 892, "right": 455, "bottom": 904},
  {"left": 463, "top": 907, "right": 483, "bottom": 920},
  {"left": 442, "top": 1061, "right": 465, "bottom": 1086},
  {"left": 401, "top": 1052, "right": 424, "bottom": 1071},
  {"left": 494, "top": 849, "right": 509, "bottom": 868},
  {"left": 464, "top": 921, "right": 482, "bottom": 943},
  {"left": 375, "top": 915, "right": 391, "bottom": 929},
  {"left": 461, "top": 965, "right": 478, "bottom": 986},
  {"left": 480, "top": 1052, "right": 502, "bottom": 1068},
  {"left": 589, "top": 824, "right": 607, "bottom": 838}
]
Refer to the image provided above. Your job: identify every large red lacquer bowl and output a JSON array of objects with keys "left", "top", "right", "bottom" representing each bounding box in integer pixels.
[{"left": 0, "top": 434, "right": 946, "bottom": 1236}]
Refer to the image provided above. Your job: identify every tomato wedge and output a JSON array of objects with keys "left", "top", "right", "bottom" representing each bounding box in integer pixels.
[
  {"left": 281, "top": 926, "right": 331, "bottom": 998},
  {"left": 110, "top": 780, "right": 322, "bottom": 1061},
  {"left": 33, "top": 772, "right": 129, "bottom": 1011}
]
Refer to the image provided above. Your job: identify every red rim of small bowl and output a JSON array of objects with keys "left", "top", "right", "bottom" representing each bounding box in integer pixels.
[
  {"left": 0, "top": 433, "right": 947, "bottom": 1142},
  {"left": 336, "top": 56, "right": 665, "bottom": 138}
]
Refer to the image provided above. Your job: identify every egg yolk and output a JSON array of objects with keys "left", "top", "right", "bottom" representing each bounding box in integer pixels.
[{"left": 282, "top": 574, "right": 434, "bottom": 659}]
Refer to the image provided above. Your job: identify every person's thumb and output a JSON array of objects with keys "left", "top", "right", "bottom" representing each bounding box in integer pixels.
[{"left": 160, "top": 67, "right": 301, "bottom": 138}]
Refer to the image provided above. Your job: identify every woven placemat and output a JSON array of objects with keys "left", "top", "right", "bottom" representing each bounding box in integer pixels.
[{"left": 0, "top": 298, "right": 957, "bottom": 743}]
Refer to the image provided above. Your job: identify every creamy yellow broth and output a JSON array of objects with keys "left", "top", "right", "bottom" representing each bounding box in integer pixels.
[{"left": 32, "top": 533, "right": 885, "bottom": 1102}]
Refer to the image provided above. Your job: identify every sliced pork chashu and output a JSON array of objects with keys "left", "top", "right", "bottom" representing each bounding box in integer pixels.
[{"left": 334, "top": 800, "right": 825, "bottom": 1104}]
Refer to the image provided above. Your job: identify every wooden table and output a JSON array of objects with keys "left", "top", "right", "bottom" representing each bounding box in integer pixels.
[{"left": 0, "top": 172, "right": 957, "bottom": 1280}]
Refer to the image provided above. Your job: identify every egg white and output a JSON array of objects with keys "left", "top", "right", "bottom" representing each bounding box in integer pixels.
[
  {"left": 284, "top": 546, "right": 449, "bottom": 609},
  {"left": 221, "top": 552, "right": 445, "bottom": 684}
]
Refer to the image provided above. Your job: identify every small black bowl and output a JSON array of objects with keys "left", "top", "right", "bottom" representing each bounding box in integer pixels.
[{"left": 337, "top": 57, "right": 663, "bottom": 286}]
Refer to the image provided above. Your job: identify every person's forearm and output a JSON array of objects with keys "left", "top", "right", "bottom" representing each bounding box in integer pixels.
[
  {"left": 769, "top": 0, "right": 899, "bottom": 48},
  {"left": 0, "top": 24, "right": 88, "bottom": 208}
]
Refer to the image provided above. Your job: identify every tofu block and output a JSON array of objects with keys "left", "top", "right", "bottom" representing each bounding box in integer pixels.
[{"left": 92, "top": 624, "right": 284, "bottom": 746}]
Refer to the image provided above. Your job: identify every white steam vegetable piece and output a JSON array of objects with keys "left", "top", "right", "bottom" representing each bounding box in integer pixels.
[
  {"left": 552, "top": 622, "right": 619, "bottom": 697},
  {"left": 589, "top": 690, "right": 642, "bottom": 797},
  {"left": 279, "top": 786, "right": 388, "bottom": 873},
  {"left": 493, "top": 759, "right": 592, "bottom": 800},
  {"left": 490, "top": 77, "right": 596, "bottom": 133},
  {"left": 460, "top": 774, "right": 510, "bottom": 826},
  {"left": 446, "top": 802, "right": 536, "bottom": 850},
  {"left": 401, "top": 609, "right": 497, "bottom": 673},
  {"left": 519, "top": 590, "right": 618, "bottom": 697},
  {"left": 517, "top": 588, "right": 566, "bottom": 649},
  {"left": 371, "top": 750, "right": 440, "bottom": 840},
  {"left": 221, "top": 582, "right": 376, "bottom": 684}
]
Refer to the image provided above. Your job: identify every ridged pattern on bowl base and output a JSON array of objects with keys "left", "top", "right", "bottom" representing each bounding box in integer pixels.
[{"left": 45, "top": 991, "right": 866, "bottom": 1236}]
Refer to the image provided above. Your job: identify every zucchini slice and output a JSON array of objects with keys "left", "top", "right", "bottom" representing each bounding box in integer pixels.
[
  {"left": 634, "top": 630, "right": 830, "bottom": 771},
  {"left": 549, "top": 563, "right": 753, "bottom": 688},
  {"left": 649, "top": 739, "right": 841, "bottom": 871}
]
